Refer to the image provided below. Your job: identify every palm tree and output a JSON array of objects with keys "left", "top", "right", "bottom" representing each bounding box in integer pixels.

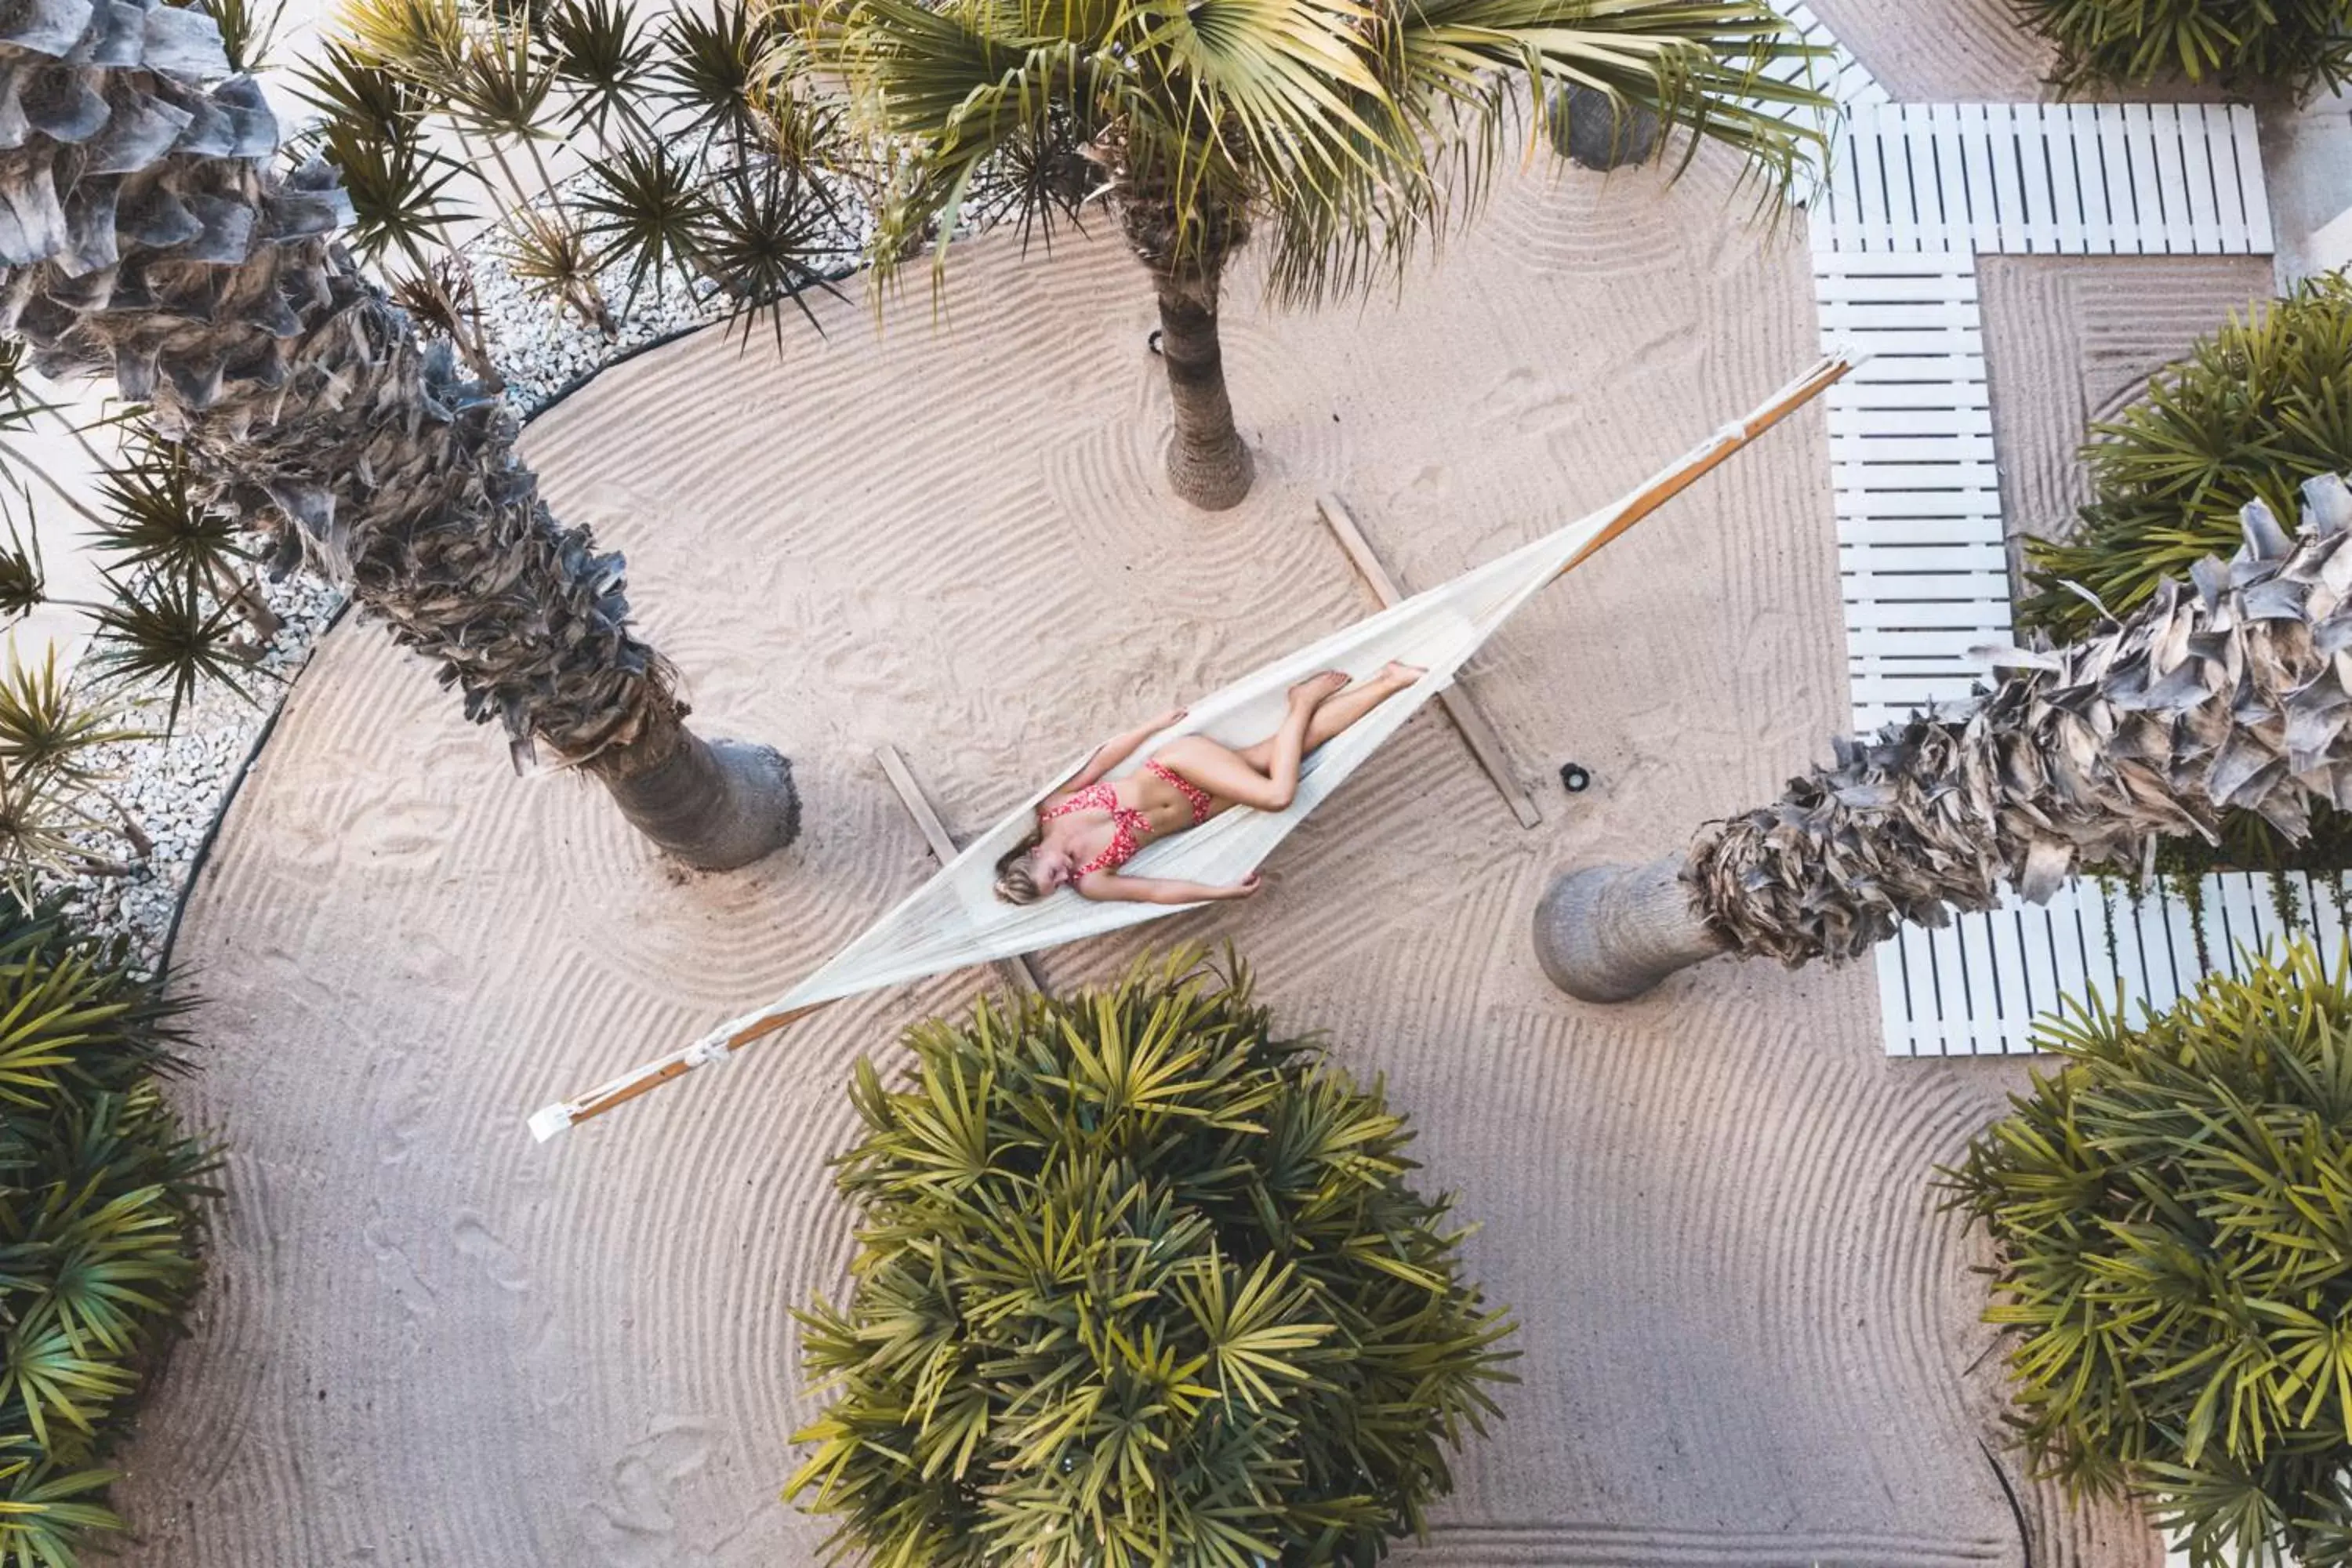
[
  {"left": 1536, "top": 474, "right": 2352, "bottom": 1001},
  {"left": 0, "top": 0, "right": 797, "bottom": 868},
  {"left": 802, "top": 0, "right": 1831, "bottom": 510}
]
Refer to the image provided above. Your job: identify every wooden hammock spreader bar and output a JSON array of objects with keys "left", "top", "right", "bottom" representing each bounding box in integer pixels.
[
  {"left": 524, "top": 350, "right": 1859, "bottom": 1144},
  {"left": 1316, "top": 493, "right": 1543, "bottom": 829},
  {"left": 1552, "top": 350, "right": 1852, "bottom": 582}
]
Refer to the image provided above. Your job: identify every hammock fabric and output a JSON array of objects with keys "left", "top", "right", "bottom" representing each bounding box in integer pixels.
[{"left": 528, "top": 353, "right": 1855, "bottom": 1141}]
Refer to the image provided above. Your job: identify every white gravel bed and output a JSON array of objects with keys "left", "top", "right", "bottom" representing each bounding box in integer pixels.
[{"left": 48, "top": 566, "right": 346, "bottom": 966}]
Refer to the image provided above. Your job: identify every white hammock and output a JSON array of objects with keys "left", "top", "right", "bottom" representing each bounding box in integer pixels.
[{"left": 528, "top": 352, "right": 1856, "bottom": 1141}]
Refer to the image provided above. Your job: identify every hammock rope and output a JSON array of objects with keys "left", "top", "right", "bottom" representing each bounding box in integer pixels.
[{"left": 528, "top": 351, "right": 1857, "bottom": 1142}]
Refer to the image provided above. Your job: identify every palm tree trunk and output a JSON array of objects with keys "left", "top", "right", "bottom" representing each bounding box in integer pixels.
[
  {"left": 1150, "top": 262, "right": 1254, "bottom": 512},
  {"left": 0, "top": 0, "right": 797, "bottom": 869},
  {"left": 1119, "top": 190, "right": 1254, "bottom": 512},
  {"left": 1534, "top": 856, "right": 1725, "bottom": 1001},
  {"left": 594, "top": 721, "right": 798, "bottom": 869},
  {"left": 1537, "top": 474, "right": 2352, "bottom": 1000}
]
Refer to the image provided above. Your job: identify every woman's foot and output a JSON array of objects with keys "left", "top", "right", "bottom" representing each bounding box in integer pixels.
[
  {"left": 1288, "top": 670, "right": 1349, "bottom": 708},
  {"left": 1380, "top": 661, "right": 1427, "bottom": 687}
]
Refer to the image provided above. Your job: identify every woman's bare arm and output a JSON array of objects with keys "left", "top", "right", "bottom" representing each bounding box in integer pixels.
[
  {"left": 1076, "top": 870, "right": 1260, "bottom": 905},
  {"left": 1066, "top": 706, "right": 1187, "bottom": 789}
]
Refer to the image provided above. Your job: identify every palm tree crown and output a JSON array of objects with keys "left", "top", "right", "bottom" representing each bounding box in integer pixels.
[{"left": 800, "top": 0, "right": 1831, "bottom": 507}]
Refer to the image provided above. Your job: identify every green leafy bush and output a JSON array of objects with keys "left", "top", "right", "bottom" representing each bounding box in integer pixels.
[
  {"left": 2012, "top": 0, "right": 2352, "bottom": 96},
  {"left": 0, "top": 900, "right": 208, "bottom": 1568},
  {"left": 1946, "top": 941, "right": 2352, "bottom": 1567},
  {"left": 2024, "top": 274, "right": 2352, "bottom": 644},
  {"left": 786, "top": 952, "right": 1518, "bottom": 1568}
]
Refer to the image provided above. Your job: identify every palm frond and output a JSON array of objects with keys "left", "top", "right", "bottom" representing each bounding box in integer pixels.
[
  {"left": 89, "top": 437, "right": 255, "bottom": 588},
  {"left": 786, "top": 949, "right": 1517, "bottom": 1566},
  {"left": 657, "top": 0, "right": 779, "bottom": 143},
  {"left": 812, "top": 0, "right": 1835, "bottom": 301},
  {"left": 314, "top": 121, "right": 470, "bottom": 267},
  {"left": 0, "top": 514, "right": 44, "bottom": 626},
  {"left": 576, "top": 140, "right": 708, "bottom": 310},
  {"left": 542, "top": 0, "right": 656, "bottom": 143},
  {"left": 194, "top": 0, "right": 287, "bottom": 72},
  {"left": 292, "top": 42, "right": 440, "bottom": 143},
  {"left": 445, "top": 19, "right": 561, "bottom": 145},
  {"left": 334, "top": 0, "right": 470, "bottom": 81},
  {"left": 503, "top": 209, "right": 615, "bottom": 333},
  {"left": 2017, "top": 0, "right": 2352, "bottom": 98},
  {"left": 86, "top": 571, "right": 256, "bottom": 728},
  {"left": 692, "top": 162, "right": 848, "bottom": 347},
  {"left": 292, "top": 47, "right": 468, "bottom": 264},
  {"left": 0, "top": 648, "right": 144, "bottom": 789}
]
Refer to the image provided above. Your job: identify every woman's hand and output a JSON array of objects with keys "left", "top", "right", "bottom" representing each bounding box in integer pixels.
[
  {"left": 1214, "top": 873, "right": 1263, "bottom": 900},
  {"left": 1153, "top": 706, "right": 1189, "bottom": 731}
]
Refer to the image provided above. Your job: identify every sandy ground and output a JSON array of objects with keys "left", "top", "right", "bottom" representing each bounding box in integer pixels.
[
  {"left": 1980, "top": 253, "right": 2276, "bottom": 568},
  {"left": 1808, "top": 0, "right": 2059, "bottom": 101},
  {"left": 102, "top": 143, "right": 2173, "bottom": 1566}
]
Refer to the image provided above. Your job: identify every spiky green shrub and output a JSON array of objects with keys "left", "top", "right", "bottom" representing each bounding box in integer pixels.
[
  {"left": 1946, "top": 940, "right": 2352, "bottom": 1568},
  {"left": 2024, "top": 274, "right": 2352, "bottom": 644},
  {"left": 2012, "top": 0, "right": 2352, "bottom": 96},
  {"left": 0, "top": 899, "right": 208, "bottom": 1568},
  {"left": 786, "top": 952, "right": 1518, "bottom": 1568}
]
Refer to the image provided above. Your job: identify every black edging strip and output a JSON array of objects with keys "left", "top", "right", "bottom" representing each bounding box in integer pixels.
[
  {"left": 515, "top": 318, "right": 714, "bottom": 423},
  {"left": 156, "top": 596, "right": 354, "bottom": 984}
]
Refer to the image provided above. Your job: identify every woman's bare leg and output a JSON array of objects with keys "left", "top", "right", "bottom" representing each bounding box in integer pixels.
[
  {"left": 1157, "top": 672, "right": 1347, "bottom": 812},
  {"left": 1239, "top": 662, "right": 1425, "bottom": 771}
]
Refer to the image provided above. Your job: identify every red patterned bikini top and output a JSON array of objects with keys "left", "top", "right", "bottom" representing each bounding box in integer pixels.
[{"left": 1042, "top": 762, "right": 1213, "bottom": 877}]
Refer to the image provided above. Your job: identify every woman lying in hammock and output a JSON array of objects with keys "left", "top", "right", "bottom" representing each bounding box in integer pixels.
[{"left": 993, "top": 662, "right": 1425, "bottom": 906}]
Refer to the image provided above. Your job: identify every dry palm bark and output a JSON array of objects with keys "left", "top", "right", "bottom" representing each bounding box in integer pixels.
[
  {"left": 1537, "top": 474, "right": 2352, "bottom": 1000},
  {"left": 0, "top": 0, "right": 797, "bottom": 868}
]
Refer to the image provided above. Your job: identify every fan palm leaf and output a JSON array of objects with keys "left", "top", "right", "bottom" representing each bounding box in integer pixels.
[
  {"left": 802, "top": 0, "right": 1830, "bottom": 507},
  {"left": 0, "top": 523, "right": 42, "bottom": 625},
  {"left": 88, "top": 438, "right": 251, "bottom": 588},
  {"left": 577, "top": 140, "right": 708, "bottom": 307},
  {"left": 336, "top": 0, "right": 470, "bottom": 79},
  {"left": 543, "top": 0, "right": 655, "bottom": 143},
  {"left": 86, "top": 571, "right": 253, "bottom": 726},
  {"left": 692, "top": 162, "right": 848, "bottom": 345},
  {"left": 303, "top": 116, "right": 466, "bottom": 267},
  {"left": 660, "top": 0, "right": 779, "bottom": 142},
  {"left": 0, "top": 902, "right": 210, "bottom": 1564},
  {"left": 0, "top": 652, "right": 142, "bottom": 791},
  {"left": 445, "top": 18, "right": 561, "bottom": 150},
  {"left": 505, "top": 208, "right": 616, "bottom": 332},
  {"left": 194, "top": 0, "right": 285, "bottom": 71}
]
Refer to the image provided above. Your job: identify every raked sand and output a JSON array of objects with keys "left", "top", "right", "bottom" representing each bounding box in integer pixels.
[{"left": 114, "top": 149, "right": 2161, "bottom": 1565}]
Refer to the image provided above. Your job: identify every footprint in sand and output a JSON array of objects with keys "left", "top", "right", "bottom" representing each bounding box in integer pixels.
[
  {"left": 372, "top": 1052, "right": 436, "bottom": 1167},
  {"left": 345, "top": 788, "right": 466, "bottom": 868},
  {"left": 586, "top": 1420, "right": 721, "bottom": 1566},
  {"left": 361, "top": 1216, "right": 438, "bottom": 1319},
  {"left": 1479, "top": 365, "right": 1584, "bottom": 440},
  {"left": 450, "top": 1212, "right": 531, "bottom": 1294}
]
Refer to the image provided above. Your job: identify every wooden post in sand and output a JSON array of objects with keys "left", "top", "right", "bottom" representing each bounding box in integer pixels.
[
  {"left": 1314, "top": 494, "right": 1544, "bottom": 829},
  {"left": 875, "top": 746, "right": 1048, "bottom": 994}
]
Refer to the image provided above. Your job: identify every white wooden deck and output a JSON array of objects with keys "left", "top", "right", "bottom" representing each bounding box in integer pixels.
[{"left": 1755, "top": 15, "right": 2287, "bottom": 1054}]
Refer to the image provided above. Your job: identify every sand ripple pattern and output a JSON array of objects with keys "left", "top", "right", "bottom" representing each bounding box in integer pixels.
[{"left": 110, "top": 151, "right": 2149, "bottom": 1564}]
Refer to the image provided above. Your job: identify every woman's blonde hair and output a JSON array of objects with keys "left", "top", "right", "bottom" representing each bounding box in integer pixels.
[{"left": 993, "top": 829, "right": 1046, "bottom": 905}]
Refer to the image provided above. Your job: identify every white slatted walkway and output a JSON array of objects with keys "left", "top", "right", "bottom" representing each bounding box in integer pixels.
[
  {"left": 1765, "top": 0, "right": 1887, "bottom": 112},
  {"left": 1811, "top": 102, "right": 2271, "bottom": 256},
  {"left": 1801, "top": 99, "right": 2282, "bottom": 1054}
]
